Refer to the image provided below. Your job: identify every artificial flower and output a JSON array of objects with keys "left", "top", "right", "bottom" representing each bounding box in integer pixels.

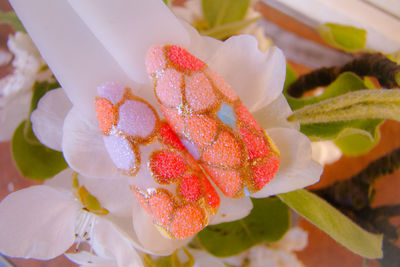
[
  {"left": 0, "top": 31, "right": 52, "bottom": 141},
  {"left": 0, "top": 168, "right": 144, "bottom": 266},
  {"left": 10, "top": 0, "right": 322, "bottom": 254}
]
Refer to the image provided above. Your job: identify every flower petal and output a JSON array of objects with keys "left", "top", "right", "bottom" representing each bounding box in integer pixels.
[
  {"left": 9, "top": 0, "right": 137, "bottom": 118},
  {"left": 69, "top": 0, "right": 190, "bottom": 84},
  {"left": 0, "top": 185, "right": 80, "bottom": 259},
  {"left": 65, "top": 251, "right": 116, "bottom": 267},
  {"left": 210, "top": 193, "right": 253, "bottom": 225},
  {"left": 187, "top": 248, "right": 226, "bottom": 267},
  {"left": 62, "top": 107, "right": 126, "bottom": 179},
  {"left": 311, "top": 140, "right": 342, "bottom": 165},
  {"left": 44, "top": 168, "right": 74, "bottom": 190},
  {"left": 207, "top": 35, "right": 286, "bottom": 112},
  {"left": 0, "top": 85, "right": 32, "bottom": 141},
  {"left": 251, "top": 128, "right": 323, "bottom": 198},
  {"left": 131, "top": 200, "right": 189, "bottom": 256},
  {"left": 91, "top": 218, "right": 143, "bottom": 267},
  {"left": 31, "top": 88, "right": 72, "bottom": 151},
  {"left": 80, "top": 176, "right": 135, "bottom": 218},
  {"left": 180, "top": 20, "right": 222, "bottom": 62},
  {"left": 253, "top": 94, "right": 299, "bottom": 130}
]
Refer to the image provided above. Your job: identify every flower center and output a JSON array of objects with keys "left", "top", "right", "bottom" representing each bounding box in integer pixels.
[{"left": 74, "top": 210, "right": 96, "bottom": 248}]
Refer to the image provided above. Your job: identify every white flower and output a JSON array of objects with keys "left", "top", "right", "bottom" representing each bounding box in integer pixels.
[
  {"left": 11, "top": 0, "right": 322, "bottom": 254},
  {"left": 172, "top": 0, "right": 273, "bottom": 51},
  {"left": 144, "top": 248, "right": 226, "bottom": 267},
  {"left": 0, "top": 31, "right": 52, "bottom": 141},
  {"left": 311, "top": 140, "right": 342, "bottom": 165},
  {"left": 0, "top": 168, "right": 144, "bottom": 266},
  {"left": 224, "top": 227, "right": 308, "bottom": 267}
]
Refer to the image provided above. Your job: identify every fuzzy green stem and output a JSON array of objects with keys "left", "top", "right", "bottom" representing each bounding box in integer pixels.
[{"left": 287, "top": 53, "right": 400, "bottom": 98}]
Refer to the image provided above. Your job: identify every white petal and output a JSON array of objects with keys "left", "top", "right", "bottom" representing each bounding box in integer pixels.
[
  {"left": 9, "top": 0, "right": 137, "bottom": 118},
  {"left": 188, "top": 249, "right": 226, "bottom": 267},
  {"left": 253, "top": 94, "right": 299, "bottom": 130},
  {"left": 44, "top": 168, "right": 75, "bottom": 190},
  {"left": 62, "top": 107, "right": 126, "bottom": 179},
  {"left": 273, "top": 227, "right": 308, "bottom": 252},
  {"left": 251, "top": 128, "right": 323, "bottom": 198},
  {"left": 31, "top": 88, "right": 72, "bottom": 151},
  {"left": 69, "top": 0, "right": 190, "bottom": 84},
  {"left": 91, "top": 218, "right": 143, "bottom": 267},
  {"left": 207, "top": 36, "right": 286, "bottom": 112},
  {"left": 0, "top": 185, "right": 80, "bottom": 259},
  {"left": 80, "top": 176, "right": 135, "bottom": 218},
  {"left": 210, "top": 193, "right": 253, "bottom": 225},
  {"left": 132, "top": 200, "right": 189, "bottom": 256},
  {"left": 181, "top": 20, "right": 222, "bottom": 62},
  {"left": 0, "top": 89, "right": 31, "bottom": 141},
  {"left": 311, "top": 140, "right": 342, "bottom": 166},
  {"left": 65, "top": 251, "right": 116, "bottom": 267}
]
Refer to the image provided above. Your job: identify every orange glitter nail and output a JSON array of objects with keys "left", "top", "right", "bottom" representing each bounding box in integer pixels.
[
  {"left": 95, "top": 97, "right": 116, "bottom": 134},
  {"left": 146, "top": 45, "right": 281, "bottom": 197}
]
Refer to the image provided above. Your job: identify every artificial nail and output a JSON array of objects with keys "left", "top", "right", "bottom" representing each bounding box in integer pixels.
[
  {"left": 95, "top": 82, "right": 220, "bottom": 239},
  {"left": 146, "top": 45, "right": 280, "bottom": 198}
]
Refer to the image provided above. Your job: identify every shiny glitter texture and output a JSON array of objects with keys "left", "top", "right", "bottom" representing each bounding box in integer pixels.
[
  {"left": 103, "top": 134, "right": 136, "bottom": 171},
  {"left": 144, "top": 127, "right": 221, "bottom": 238},
  {"left": 96, "top": 82, "right": 220, "bottom": 240},
  {"left": 146, "top": 45, "right": 281, "bottom": 197},
  {"left": 185, "top": 72, "right": 217, "bottom": 112},
  {"left": 159, "top": 122, "right": 185, "bottom": 151},
  {"left": 167, "top": 45, "right": 205, "bottom": 71},
  {"left": 179, "top": 174, "right": 202, "bottom": 202},
  {"left": 95, "top": 82, "right": 159, "bottom": 175},
  {"left": 170, "top": 204, "right": 205, "bottom": 239},
  {"left": 95, "top": 98, "right": 116, "bottom": 134},
  {"left": 150, "top": 150, "right": 187, "bottom": 184}
]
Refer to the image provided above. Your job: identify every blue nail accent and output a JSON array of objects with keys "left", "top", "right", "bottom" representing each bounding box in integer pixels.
[{"left": 217, "top": 104, "right": 236, "bottom": 128}]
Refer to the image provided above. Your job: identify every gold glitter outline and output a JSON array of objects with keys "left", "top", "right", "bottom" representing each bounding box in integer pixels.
[{"left": 152, "top": 45, "right": 281, "bottom": 198}]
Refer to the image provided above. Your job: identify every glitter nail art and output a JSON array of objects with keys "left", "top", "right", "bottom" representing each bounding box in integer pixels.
[
  {"left": 95, "top": 82, "right": 220, "bottom": 239},
  {"left": 146, "top": 45, "right": 280, "bottom": 198}
]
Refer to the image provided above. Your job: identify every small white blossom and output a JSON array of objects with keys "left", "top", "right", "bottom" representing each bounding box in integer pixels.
[
  {"left": 0, "top": 168, "right": 143, "bottom": 266},
  {"left": 224, "top": 227, "right": 308, "bottom": 267},
  {"left": 0, "top": 32, "right": 53, "bottom": 141},
  {"left": 311, "top": 140, "right": 342, "bottom": 165}
]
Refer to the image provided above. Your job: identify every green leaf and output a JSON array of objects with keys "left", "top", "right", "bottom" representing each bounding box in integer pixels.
[
  {"left": 0, "top": 10, "right": 25, "bottom": 32},
  {"left": 197, "top": 197, "right": 289, "bottom": 257},
  {"left": 202, "top": 0, "right": 250, "bottom": 28},
  {"left": 300, "top": 119, "right": 382, "bottom": 141},
  {"left": 162, "top": 0, "right": 172, "bottom": 8},
  {"left": 288, "top": 90, "right": 400, "bottom": 123},
  {"left": 334, "top": 130, "right": 381, "bottom": 156},
  {"left": 317, "top": 23, "right": 366, "bottom": 52},
  {"left": 285, "top": 72, "right": 368, "bottom": 111},
  {"left": 284, "top": 72, "right": 384, "bottom": 156},
  {"left": 278, "top": 190, "right": 383, "bottom": 259},
  {"left": 11, "top": 81, "right": 67, "bottom": 180},
  {"left": 200, "top": 16, "right": 260, "bottom": 40},
  {"left": 11, "top": 120, "right": 68, "bottom": 180}
]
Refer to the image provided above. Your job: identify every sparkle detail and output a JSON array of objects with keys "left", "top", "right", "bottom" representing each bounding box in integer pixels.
[
  {"left": 146, "top": 45, "right": 281, "bottom": 197},
  {"left": 167, "top": 45, "right": 205, "bottom": 71},
  {"left": 96, "top": 82, "right": 220, "bottom": 240}
]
